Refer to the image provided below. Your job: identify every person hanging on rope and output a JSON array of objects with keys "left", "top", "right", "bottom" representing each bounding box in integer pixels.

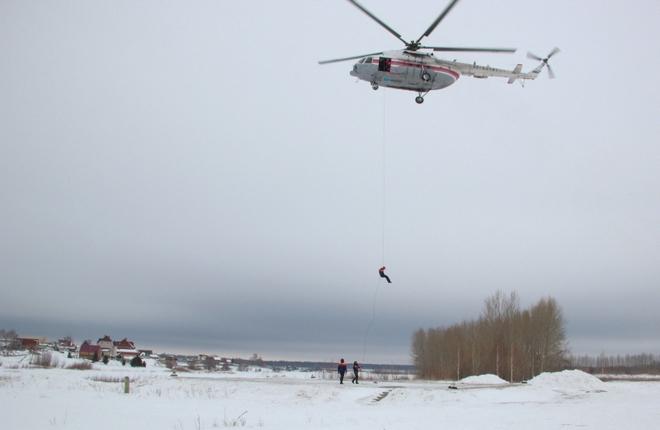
[
  {"left": 379, "top": 266, "right": 391, "bottom": 283},
  {"left": 338, "top": 358, "right": 347, "bottom": 384}
]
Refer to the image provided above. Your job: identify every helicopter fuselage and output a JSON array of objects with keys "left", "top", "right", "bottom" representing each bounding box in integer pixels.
[
  {"left": 350, "top": 50, "right": 459, "bottom": 93},
  {"left": 320, "top": 0, "right": 555, "bottom": 104}
]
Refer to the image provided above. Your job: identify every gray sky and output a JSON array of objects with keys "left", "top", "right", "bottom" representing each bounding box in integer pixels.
[{"left": 1, "top": 0, "right": 659, "bottom": 364}]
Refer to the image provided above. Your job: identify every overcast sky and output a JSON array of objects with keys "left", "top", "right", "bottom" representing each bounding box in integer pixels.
[{"left": 1, "top": 0, "right": 659, "bottom": 364}]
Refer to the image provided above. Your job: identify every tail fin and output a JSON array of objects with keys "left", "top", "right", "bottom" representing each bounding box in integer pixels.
[{"left": 507, "top": 64, "right": 523, "bottom": 84}]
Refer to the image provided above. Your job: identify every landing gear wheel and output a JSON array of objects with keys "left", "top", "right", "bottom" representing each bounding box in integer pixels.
[
  {"left": 421, "top": 72, "right": 431, "bottom": 82},
  {"left": 371, "top": 82, "right": 379, "bottom": 90},
  {"left": 415, "top": 96, "right": 424, "bottom": 104}
]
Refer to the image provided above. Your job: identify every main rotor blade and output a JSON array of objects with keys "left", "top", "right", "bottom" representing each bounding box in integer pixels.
[
  {"left": 424, "top": 46, "right": 516, "bottom": 53},
  {"left": 547, "top": 63, "right": 556, "bottom": 79},
  {"left": 346, "top": 0, "right": 408, "bottom": 46},
  {"left": 527, "top": 52, "right": 544, "bottom": 61},
  {"left": 547, "top": 47, "right": 561, "bottom": 59},
  {"left": 318, "top": 52, "right": 383, "bottom": 65},
  {"left": 415, "top": 0, "right": 461, "bottom": 44}
]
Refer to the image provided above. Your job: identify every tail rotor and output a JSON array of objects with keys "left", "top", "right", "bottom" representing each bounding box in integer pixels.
[{"left": 527, "top": 47, "right": 560, "bottom": 79}]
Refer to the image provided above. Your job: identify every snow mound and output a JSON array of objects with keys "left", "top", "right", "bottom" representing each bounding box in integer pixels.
[
  {"left": 460, "top": 374, "right": 508, "bottom": 385},
  {"left": 528, "top": 370, "right": 605, "bottom": 391}
]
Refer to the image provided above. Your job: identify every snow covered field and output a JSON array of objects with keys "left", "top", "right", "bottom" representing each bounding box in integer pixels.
[{"left": 2, "top": 353, "right": 660, "bottom": 429}]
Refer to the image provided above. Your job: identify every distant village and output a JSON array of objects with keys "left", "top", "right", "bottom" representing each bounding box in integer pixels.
[
  {"left": 0, "top": 329, "right": 417, "bottom": 374},
  {"left": 0, "top": 330, "right": 241, "bottom": 371}
]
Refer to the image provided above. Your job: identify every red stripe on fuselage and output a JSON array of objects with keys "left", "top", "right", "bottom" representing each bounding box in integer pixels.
[{"left": 371, "top": 58, "right": 460, "bottom": 80}]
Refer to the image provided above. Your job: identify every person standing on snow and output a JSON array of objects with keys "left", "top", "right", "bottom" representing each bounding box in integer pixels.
[
  {"left": 352, "top": 361, "right": 361, "bottom": 384},
  {"left": 338, "top": 358, "right": 347, "bottom": 384},
  {"left": 379, "top": 266, "right": 391, "bottom": 283}
]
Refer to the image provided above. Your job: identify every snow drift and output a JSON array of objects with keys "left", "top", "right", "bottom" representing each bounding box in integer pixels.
[
  {"left": 528, "top": 369, "right": 605, "bottom": 392},
  {"left": 460, "top": 374, "right": 508, "bottom": 385}
]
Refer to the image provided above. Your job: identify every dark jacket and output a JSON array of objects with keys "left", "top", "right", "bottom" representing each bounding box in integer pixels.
[{"left": 338, "top": 363, "right": 347, "bottom": 374}]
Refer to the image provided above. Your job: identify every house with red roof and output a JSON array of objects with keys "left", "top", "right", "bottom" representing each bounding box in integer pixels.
[
  {"left": 17, "top": 337, "right": 40, "bottom": 350},
  {"left": 113, "top": 338, "right": 139, "bottom": 360},
  {"left": 79, "top": 341, "right": 101, "bottom": 360},
  {"left": 57, "top": 337, "right": 77, "bottom": 352},
  {"left": 114, "top": 338, "right": 136, "bottom": 350}
]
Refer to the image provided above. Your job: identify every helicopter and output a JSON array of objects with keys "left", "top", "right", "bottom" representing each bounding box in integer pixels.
[{"left": 319, "top": 0, "right": 559, "bottom": 104}]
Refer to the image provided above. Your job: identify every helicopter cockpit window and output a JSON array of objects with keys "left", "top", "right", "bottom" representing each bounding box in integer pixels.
[{"left": 364, "top": 57, "right": 372, "bottom": 64}]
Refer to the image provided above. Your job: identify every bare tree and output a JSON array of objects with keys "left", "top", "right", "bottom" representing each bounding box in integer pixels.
[
  {"left": 412, "top": 292, "right": 567, "bottom": 381},
  {"left": 531, "top": 297, "right": 566, "bottom": 372},
  {"left": 0, "top": 329, "right": 19, "bottom": 352},
  {"left": 411, "top": 329, "right": 427, "bottom": 376}
]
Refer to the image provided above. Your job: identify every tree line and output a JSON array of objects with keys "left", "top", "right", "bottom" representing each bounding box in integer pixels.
[
  {"left": 412, "top": 291, "right": 567, "bottom": 381},
  {"left": 569, "top": 353, "right": 660, "bottom": 374}
]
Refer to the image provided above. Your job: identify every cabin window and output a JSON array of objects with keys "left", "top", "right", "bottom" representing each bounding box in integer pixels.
[
  {"left": 364, "top": 57, "right": 372, "bottom": 64},
  {"left": 378, "top": 57, "right": 392, "bottom": 72}
]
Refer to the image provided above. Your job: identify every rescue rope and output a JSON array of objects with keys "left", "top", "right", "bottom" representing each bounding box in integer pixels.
[
  {"left": 362, "top": 280, "right": 382, "bottom": 362},
  {"left": 381, "top": 90, "right": 387, "bottom": 265},
  {"left": 362, "top": 91, "right": 388, "bottom": 363}
]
